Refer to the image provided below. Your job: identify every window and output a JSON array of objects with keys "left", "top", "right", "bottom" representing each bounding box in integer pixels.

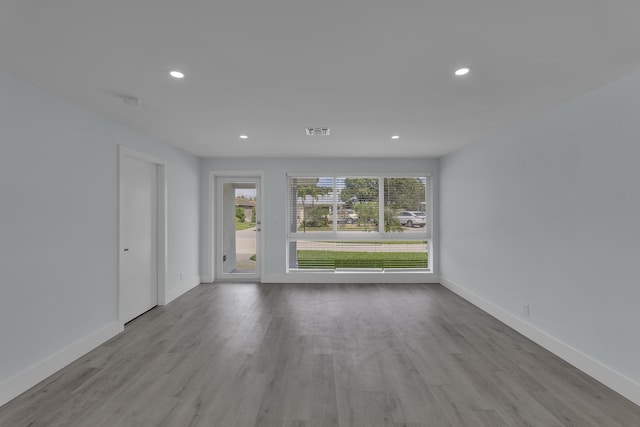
[
  {"left": 290, "top": 177, "right": 334, "bottom": 233},
  {"left": 336, "top": 178, "right": 379, "bottom": 232},
  {"left": 288, "top": 174, "right": 431, "bottom": 271}
]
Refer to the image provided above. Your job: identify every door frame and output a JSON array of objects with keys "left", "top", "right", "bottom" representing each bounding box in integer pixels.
[
  {"left": 117, "top": 146, "right": 167, "bottom": 324},
  {"left": 207, "top": 170, "right": 265, "bottom": 282}
]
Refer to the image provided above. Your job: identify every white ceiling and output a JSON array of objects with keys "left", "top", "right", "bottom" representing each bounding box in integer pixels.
[{"left": 2, "top": 0, "right": 640, "bottom": 158}]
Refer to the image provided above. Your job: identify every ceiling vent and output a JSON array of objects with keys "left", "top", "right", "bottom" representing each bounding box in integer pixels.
[{"left": 306, "top": 127, "right": 330, "bottom": 136}]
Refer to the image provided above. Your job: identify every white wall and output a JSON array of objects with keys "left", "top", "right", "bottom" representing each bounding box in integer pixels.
[
  {"left": 0, "top": 72, "right": 200, "bottom": 394},
  {"left": 440, "top": 69, "right": 640, "bottom": 402},
  {"left": 200, "top": 157, "right": 439, "bottom": 282}
]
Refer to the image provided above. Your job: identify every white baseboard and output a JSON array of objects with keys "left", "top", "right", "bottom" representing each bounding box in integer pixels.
[
  {"left": 200, "top": 275, "right": 213, "bottom": 283},
  {"left": 439, "top": 276, "right": 640, "bottom": 407},
  {"left": 262, "top": 272, "right": 440, "bottom": 284},
  {"left": 0, "top": 322, "right": 123, "bottom": 408},
  {"left": 164, "top": 276, "right": 201, "bottom": 304}
]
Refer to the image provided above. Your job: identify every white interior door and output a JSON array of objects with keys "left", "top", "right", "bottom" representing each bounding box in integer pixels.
[{"left": 121, "top": 156, "right": 158, "bottom": 323}]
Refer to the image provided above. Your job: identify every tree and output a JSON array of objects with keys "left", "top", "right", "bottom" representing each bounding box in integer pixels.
[
  {"left": 235, "top": 207, "right": 245, "bottom": 222},
  {"left": 384, "top": 207, "right": 404, "bottom": 232},
  {"left": 339, "top": 178, "right": 379, "bottom": 207},
  {"left": 384, "top": 178, "right": 425, "bottom": 211},
  {"left": 339, "top": 177, "right": 425, "bottom": 232},
  {"left": 297, "top": 183, "right": 331, "bottom": 231},
  {"left": 350, "top": 202, "right": 404, "bottom": 232},
  {"left": 353, "top": 201, "right": 378, "bottom": 232}
]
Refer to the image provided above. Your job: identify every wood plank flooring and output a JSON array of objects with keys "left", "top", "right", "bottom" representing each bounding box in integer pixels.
[{"left": 1, "top": 283, "right": 639, "bottom": 426}]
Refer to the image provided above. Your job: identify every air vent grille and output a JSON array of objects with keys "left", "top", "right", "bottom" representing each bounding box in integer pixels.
[
  {"left": 306, "top": 127, "right": 330, "bottom": 136},
  {"left": 121, "top": 96, "right": 143, "bottom": 106}
]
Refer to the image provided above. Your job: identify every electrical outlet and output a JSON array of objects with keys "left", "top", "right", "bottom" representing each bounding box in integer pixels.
[
  {"left": 523, "top": 304, "right": 530, "bottom": 317},
  {"left": 180, "top": 272, "right": 184, "bottom": 280}
]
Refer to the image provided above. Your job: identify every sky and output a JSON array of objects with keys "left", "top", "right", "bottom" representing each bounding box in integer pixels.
[{"left": 235, "top": 189, "right": 256, "bottom": 198}]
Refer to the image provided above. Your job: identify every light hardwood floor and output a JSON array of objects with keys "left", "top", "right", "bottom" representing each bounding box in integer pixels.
[{"left": 1, "top": 283, "right": 639, "bottom": 426}]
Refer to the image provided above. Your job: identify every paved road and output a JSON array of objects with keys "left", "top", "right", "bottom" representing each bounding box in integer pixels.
[
  {"left": 295, "top": 241, "right": 427, "bottom": 252},
  {"left": 235, "top": 227, "right": 257, "bottom": 270}
]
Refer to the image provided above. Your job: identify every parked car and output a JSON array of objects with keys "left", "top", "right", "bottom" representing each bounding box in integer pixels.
[
  {"left": 327, "top": 208, "right": 359, "bottom": 224},
  {"left": 395, "top": 211, "right": 426, "bottom": 227}
]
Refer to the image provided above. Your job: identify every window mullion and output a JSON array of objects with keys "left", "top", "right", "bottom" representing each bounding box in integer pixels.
[
  {"left": 332, "top": 176, "right": 338, "bottom": 232},
  {"left": 378, "top": 178, "right": 385, "bottom": 233}
]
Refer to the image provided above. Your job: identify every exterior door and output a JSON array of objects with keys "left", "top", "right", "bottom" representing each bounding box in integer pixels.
[
  {"left": 120, "top": 156, "right": 158, "bottom": 323},
  {"left": 216, "top": 177, "right": 261, "bottom": 281}
]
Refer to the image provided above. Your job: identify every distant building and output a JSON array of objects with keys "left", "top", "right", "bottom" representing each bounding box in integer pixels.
[{"left": 235, "top": 197, "right": 256, "bottom": 222}]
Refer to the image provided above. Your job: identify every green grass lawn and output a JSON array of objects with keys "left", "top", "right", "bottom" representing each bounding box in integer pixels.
[
  {"left": 320, "top": 240, "right": 426, "bottom": 245},
  {"left": 297, "top": 223, "right": 379, "bottom": 232},
  {"left": 296, "top": 250, "right": 428, "bottom": 269},
  {"left": 235, "top": 221, "right": 256, "bottom": 231}
]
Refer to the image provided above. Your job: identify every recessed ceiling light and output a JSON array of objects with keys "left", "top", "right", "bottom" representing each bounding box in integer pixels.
[
  {"left": 239, "top": 135, "right": 249, "bottom": 139},
  {"left": 391, "top": 135, "right": 400, "bottom": 140},
  {"left": 169, "top": 70, "right": 185, "bottom": 79},
  {"left": 454, "top": 67, "right": 471, "bottom": 77}
]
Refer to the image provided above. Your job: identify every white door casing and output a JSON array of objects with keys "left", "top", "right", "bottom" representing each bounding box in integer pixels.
[
  {"left": 118, "top": 146, "right": 167, "bottom": 324},
  {"left": 211, "top": 172, "right": 263, "bottom": 282}
]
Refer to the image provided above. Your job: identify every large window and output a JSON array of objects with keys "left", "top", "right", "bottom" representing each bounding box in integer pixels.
[{"left": 288, "top": 174, "right": 431, "bottom": 271}]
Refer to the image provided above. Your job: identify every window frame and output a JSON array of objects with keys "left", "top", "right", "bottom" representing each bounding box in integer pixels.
[
  {"left": 288, "top": 173, "right": 431, "bottom": 240},
  {"left": 286, "top": 172, "right": 433, "bottom": 272}
]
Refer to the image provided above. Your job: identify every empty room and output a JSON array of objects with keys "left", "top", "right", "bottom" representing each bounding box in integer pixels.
[{"left": 1, "top": 1, "right": 640, "bottom": 426}]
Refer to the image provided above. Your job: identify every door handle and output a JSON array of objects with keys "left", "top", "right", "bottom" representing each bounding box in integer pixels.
[{"left": 124, "top": 248, "right": 129, "bottom": 252}]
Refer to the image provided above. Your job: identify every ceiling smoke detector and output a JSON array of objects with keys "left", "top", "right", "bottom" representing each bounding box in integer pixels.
[
  {"left": 121, "top": 96, "right": 142, "bottom": 106},
  {"left": 306, "top": 127, "right": 330, "bottom": 136}
]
